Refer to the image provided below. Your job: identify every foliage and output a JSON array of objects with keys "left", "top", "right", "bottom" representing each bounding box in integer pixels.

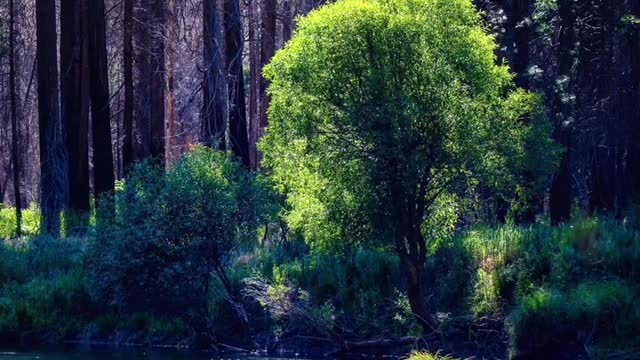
[
  {"left": 0, "top": 205, "right": 41, "bottom": 239},
  {"left": 0, "top": 235, "right": 91, "bottom": 339},
  {"left": 423, "top": 216, "right": 640, "bottom": 356},
  {"left": 261, "top": 0, "right": 557, "bottom": 256},
  {"left": 532, "top": 0, "right": 559, "bottom": 38},
  {"left": 88, "top": 147, "right": 269, "bottom": 321},
  {"left": 509, "top": 282, "right": 640, "bottom": 357},
  {"left": 407, "top": 351, "right": 459, "bottom": 360}
]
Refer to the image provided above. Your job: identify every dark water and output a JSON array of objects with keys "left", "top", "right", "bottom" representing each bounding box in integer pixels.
[{"left": 0, "top": 349, "right": 307, "bottom": 360}]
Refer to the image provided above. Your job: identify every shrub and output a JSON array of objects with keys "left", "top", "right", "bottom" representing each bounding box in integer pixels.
[
  {"left": 0, "top": 205, "right": 41, "bottom": 239},
  {"left": 508, "top": 282, "right": 640, "bottom": 357},
  {"left": 407, "top": 351, "right": 459, "bottom": 360},
  {"left": 0, "top": 271, "right": 92, "bottom": 337},
  {"left": 88, "top": 147, "right": 270, "bottom": 324}
]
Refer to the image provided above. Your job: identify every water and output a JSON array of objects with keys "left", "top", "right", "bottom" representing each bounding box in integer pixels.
[{"left": 0, "top": 349, "right": 307, "bottom": 360}]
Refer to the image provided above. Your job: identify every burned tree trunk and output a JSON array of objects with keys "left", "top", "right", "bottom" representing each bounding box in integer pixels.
[
  {"left": 259, "top": 0, "right": 276, "bottom": 145},
  {"left": 165, "top": 0, "right": 178, "bottom": 167},
  {"left": 549, "top": 0, "right": 575, "bottom": 225},
  {"left": 9, "top": 0, "right": 22, "bottom": 235},
  {"left": 88, "top": 0, "right": 115, "bottom": 202},
  {"left": 123, "top": 0, "right": 134, "bottom": 174},
  {"left": 224, "top": 0, "right": 250, "bottom": 168},
  {"left": 202, "top": 0, "right": 226, "bottom": 150},
  {"left": 248, "top": 0, "right": 260, "bottom": 170},
  {"left": 36, "top": 0, "right": 68, "bottom": 236},
  {"left": 61, "top": 0, "right": 90, "bottom": 213},
  {"left": 134, "top": 0, "right": 166, "bottom": 164},
  {"left": 282, "top": 0, "right": 294, "bottom": 43}
]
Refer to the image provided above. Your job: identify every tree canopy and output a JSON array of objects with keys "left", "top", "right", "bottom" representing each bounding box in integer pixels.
[
  {"left": 260, "top": 0, "right": 557, "bottom": 329},
  {"left": 262, "top": 0, "right": 555, "bottom": 253}
]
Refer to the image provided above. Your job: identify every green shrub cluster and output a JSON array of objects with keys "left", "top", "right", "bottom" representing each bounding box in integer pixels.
[
  {"left": 0, "top": 235, "right": 90, "bottom": 340},
  {"left": 424, "top": 216, "right": 640, "bottom": 356},
  {"left": 509, "top": 282, "right": 640, "bottom": 357},
  {"left": 407, "top": 351, "right": 459, "bottom": 360},
  {"left": 0, "top": 205, "right": 41, "bottom": 239},
  {"left": 88, "top": 148, "right": 270, "bottom": 324}
]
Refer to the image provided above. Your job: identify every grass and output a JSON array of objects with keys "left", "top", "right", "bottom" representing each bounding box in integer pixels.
[
  {"left": 0, "top": 205, "right": 41, "bottom": 239},
  {"left": 440, "top": 217, "right": 640, "bottom": 356},
  {"left": 407, "top": 351, "right": 459, "bottom": 360},
  {"left": 508, "top": 282, "right": 640, "bottom": 357},
  {"left": 1, "top": 204, "right": 639, "bottom": 355}
]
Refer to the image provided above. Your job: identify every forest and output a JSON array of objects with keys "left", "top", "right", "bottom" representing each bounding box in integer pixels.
[{"left": 0, "top": 0, "right": 639, "bottom": 359}]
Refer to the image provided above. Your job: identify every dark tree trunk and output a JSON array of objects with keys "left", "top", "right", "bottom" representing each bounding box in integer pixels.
[
  {"left": 88, "top": 0, "right": 115, "bottom": 203},
  {"left": 248, "top": 0, "right": 260, "bottom": 170},
  {"left": 61, "top": 0, "right": 90, "bottom": 213},
  {"left": 282, "top": 0, "right": 293, "bottom": 43},
  {"left": 258, "top": 0, "right": 276, "bottom": 153},
  {"left": 9, "top": 0, "right": 22, "bottom": 235},
  {"left": 627, "top": 4, "right": 640, "bottom": 203},
  {"left": 549, "top": 0, "right": 575, "bottom": 225},
  {"left": 508, "top": 0, "right": 531, "bottom": 89},
  {"left": 224, "top": 0, "right": 250, "bottom": 168},
  {"left": 165, "top": 0, "right": 178, "bottom": 167},
  {"left": 510, "top": 0, "right": 539, "bottom": 223},
  {"left": 36, "top": 0, "right": 67, "bottom": 236},
  {"left": 587, "top": 1, "right": 622, "bottom": 216},
  {"left": 202, "top": 0, "right": 226, "bottom": 150},
  {"left": 134, "top": 0, "right": 166, "bottom": 164},
  {"left": 392, "top": 179, "right": 432, "bottom": 333},
  {"left": 400, "top": 253, "right": 430, "bottom": 331},
  {"left": 123, "top": 0, "right": 134, "bottom": 174}
]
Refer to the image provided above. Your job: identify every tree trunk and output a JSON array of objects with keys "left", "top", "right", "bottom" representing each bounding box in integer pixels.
[
  {"left": 282, "top": 0, "right": 293, "bottom": 43},
  {"left": 393, "top": 183, "right": 432, "bottom": 333},
  {"left": 549, "top": 0, "right": 575, "bottom": 225},
  {"left": 258, "top": 0, "right": 276, "bottom": 160},
  {"left": 400, "top": 255, "right": 430, "bottom": 332},
  {"left": 134, "top": 0, "right": 166, "bottom": 164},
  {"left": 248, "top": 0, "right": 260, "bottom": 170},
  {"left": 202, "top": 0, "right": 226, "bottom": 150},
  {"left": 224, "top": 0, "right": 250, "bottom": 168},
  {"left": 36, "top": 0, "right": 67, "bottom": 236},
  {"left": 88, "top": 0, "right": 115, "bottom": 204},
  {"left": 627, "top": 4, "right": 640, "bottom": 203},
  {"left": 9, "top": 0, "right": 22, "bottom": 235},
  {"left": 123, "top": 0, "right": 134, "bottom": 174},
  {"left": 165, "top": 0, "right": 178, "bottom": 167},
  {"left": 61, "top": 0, "right": 90, "bottom": 213}
]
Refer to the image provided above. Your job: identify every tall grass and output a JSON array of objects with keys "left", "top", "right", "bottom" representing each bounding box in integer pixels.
[
  {"left": 0, "top": 205, "right": 41, "bottom": 239},
  {"left": 430, "top": 217, "right": 640, "bottom": 356}
]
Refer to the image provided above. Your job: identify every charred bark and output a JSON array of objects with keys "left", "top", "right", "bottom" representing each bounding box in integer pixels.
[
  {"left": 549, "top": 0, "right": 576, "bottom": 225},
  {"left": 36, "top": 0, "right": 68, "bottom": 236},
  {"left": 248, "top": 0, "right": 260, "bottom": 170},
  {"left": 9, "top": 0, "right": 22, "bottom": 235},
  {"left": 224, "top": 0, "right": 250, "bottom": 168},
  {"left": 258, "top": 0, "right": 276, "bottom": 160},
  {"left": 61, "top": 0, "right": 90, "bottom": 213},
  {"left": 88, "top": 0, "right": 115, "bottom": 204},
  {"left": 202, "top": 0, "right": 226, "bottom": 150},
  {"left": 123, "top": 0, "right": 134, "bottom": 174},
  {"left": 134, "top": 0, "right": 166, "bottom": 164}
]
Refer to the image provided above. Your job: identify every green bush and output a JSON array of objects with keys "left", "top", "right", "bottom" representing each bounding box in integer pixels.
[
  {"left": 407, "top": 351, "right": 459, "bottom": 360},
  {"left": 509, "top": 282, "right": 640, "bottom": 357},
  {"left": 88, "top": 147, "right": 270, "bottom": 324},
  {"left": 0, "top": 205, "right": 41, "bottom": 239},
  {"left": 0, "top": 271, "right": 92, "bottom": 337}
]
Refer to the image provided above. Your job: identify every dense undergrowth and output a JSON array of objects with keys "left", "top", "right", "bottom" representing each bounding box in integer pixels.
[{"left": 2, "top": 190, "right": 639, "bottom": 357}]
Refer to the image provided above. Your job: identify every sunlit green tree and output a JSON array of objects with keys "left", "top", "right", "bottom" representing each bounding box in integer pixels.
[{"left": 260, "top": 0, "right": 557, "bottom": 330}]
